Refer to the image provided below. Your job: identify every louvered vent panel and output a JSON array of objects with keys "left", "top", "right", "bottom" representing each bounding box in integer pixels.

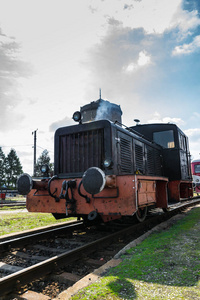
[
  {"left": 59, "top": 129, "right": 104, "bottom": 174},
  {"left": 120, "top": 137, "right": 132, "bottom": 173},
  {"left": 135, "top": 144, "right": 143, "bottom": 172},
  {"left": 147, "top": 148, "right": 155, "bottom": 175}
]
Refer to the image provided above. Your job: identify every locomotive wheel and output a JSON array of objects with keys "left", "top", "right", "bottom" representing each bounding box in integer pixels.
[
  {"left": 135, "top": 206, "right": 147, "bottom": 222},
  {"left": 162, "top": 208, "right": 170, "bottom": 212}
]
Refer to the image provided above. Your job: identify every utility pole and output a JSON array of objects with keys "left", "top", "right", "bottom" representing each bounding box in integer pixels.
[{"left": 32, "top": 129, "right": 38, "bottom": 177}]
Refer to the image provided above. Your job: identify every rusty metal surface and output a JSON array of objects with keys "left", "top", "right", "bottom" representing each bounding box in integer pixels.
[{"left": 26, "top": 175, "right": 168, "bottom": 216}]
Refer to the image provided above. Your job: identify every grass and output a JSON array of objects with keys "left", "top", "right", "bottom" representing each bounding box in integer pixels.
[
  {"left": 0, "top": 196, "right": 75, "bottom": 236},
  {"left": 0, "top": 196, "right": 26, "bottom": 201},
  {"left": 0, "top": 205, "right": 26, "bottom": 210},
  {"left": 72, "top": 206, "right": 200, "bottom": 300},
  {"left": 0, "top": 212, "right": 74, "bottom": 236}
]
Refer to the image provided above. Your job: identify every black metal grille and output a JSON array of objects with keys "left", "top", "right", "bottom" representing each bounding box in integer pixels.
[
  {"left": 147, "top": 148, "right": 155, "bottom": 175},
  {"left": 120, "top": 137, "right": 132, "bottom": 173},
  {"left": 135, "top": 144, "right": 143, "bottom": 172},
  {"left": 59, "top": 129, "right": 104, "bottom": 174}
]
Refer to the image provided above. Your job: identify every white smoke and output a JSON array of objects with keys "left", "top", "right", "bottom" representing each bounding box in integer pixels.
[{"left": 95, "top": 100, "right": 113, "bottom": 121}]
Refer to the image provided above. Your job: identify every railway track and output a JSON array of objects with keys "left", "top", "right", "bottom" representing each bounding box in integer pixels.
[
  {"left": 0, "top": 197, "right": 200, "bottom": 299},
  {"left": 0, "top": 202, "right": 26, "bottom": 208}
]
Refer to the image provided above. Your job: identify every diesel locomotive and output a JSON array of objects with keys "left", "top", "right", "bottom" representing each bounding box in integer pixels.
[{"left": 17, "top": 98, "right": 193, "bottom": 222}]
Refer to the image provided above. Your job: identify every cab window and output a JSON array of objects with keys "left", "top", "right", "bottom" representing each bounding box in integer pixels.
[
  {"left": 153, "top": 130, "right": 175, "bottom": 148},
  {"left": 194, "top": 164, "right": 200, "bottom": 173},
  {"left": 179, "top": 132, "right": 186, "bottom": 150}
]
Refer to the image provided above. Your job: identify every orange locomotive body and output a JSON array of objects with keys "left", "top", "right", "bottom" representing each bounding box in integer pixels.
[
  {"left": 25, "top": 175, "right": 168, "bottom": 222},
  {"left": 18, "top": 99, "right": 193, "bottom": 222}
]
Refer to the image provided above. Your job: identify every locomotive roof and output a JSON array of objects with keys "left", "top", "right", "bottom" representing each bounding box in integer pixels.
[
  {"left": 130, "top": 123, "right": 187, "bottom": 137},
  {"left": 131, "top": 123, "right": 178, "bottom": 130}
]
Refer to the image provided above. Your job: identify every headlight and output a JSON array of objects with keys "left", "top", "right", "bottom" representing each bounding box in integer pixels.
[
  {"left": 40, "top": 164, "right": 49, "bottom": 174},
  {"left": 196, "top": 179, "right": 199, "bottom": 182},
  {"left": 103, "top": 158, "right": 113, "bottom": 168},
  {"left": 72, "top": 111, "right": 82, "bottom": 122},
  {"left": 82, "top": 167, "right": 106, "bottom": 195},
  {"left": 17, "top": 173, "right": 33, "bottom": 195}
]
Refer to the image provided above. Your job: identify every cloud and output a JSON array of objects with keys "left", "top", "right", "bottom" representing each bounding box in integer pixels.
[
  {"left": 84, "top": 0, "right": 200, "bottom": 125},
  {"left": 0, "top": 28, "right": 32, "bottom": 132},
  {"left": 123, "top": 4, "right": 134, "bottom": 10},
  {"left": 147, "top": 111, "right": 185, "bottom": 126},
  {"left": 84, "top": 21, "right": 182, "bottom": 121},
  {"left": 170, "top": 1, "right": 200, "bottom": 55},
  {"left": 123, "top": 50, "right": 152, "bottom": 73},
  {"left": 171, "top": 4, "right": 200, "bottom": 37},
  {"left": 172, "top": 35, "right": 200, "bottom": 55},
  {"left": 184, "top": 127, "right": 200, "bottom": 160},
  {"left": 86, "top": 25, "right": 154, "bottom": 81},
  {"left": 89, "top": 0, "right": 182, "bottom": 34},
  {"left": 107, "top": 17, "right": 122, "bottom": 26},
  {"left": 49, "top": 116, "right": 74, "bottom": 132},
  {"left": 184, "top": 128, "right": 200, "bottom": 140},
  {"left": 193, "top": 112, "right": 200, "bottom": 118}
]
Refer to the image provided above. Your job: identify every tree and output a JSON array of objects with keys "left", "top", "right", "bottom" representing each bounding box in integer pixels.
[
  {"left": 0, "top": 147, "right": 6, "bottom": 188},
  {"left": 5, "top": 149, "right": 23, "bottom": 189},
  {"left": 35, "top": 149, "right": 54, "bottom": 177}
]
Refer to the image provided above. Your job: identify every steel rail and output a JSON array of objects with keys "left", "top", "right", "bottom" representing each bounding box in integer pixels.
[
  {"left": 0, "top": 203, "right": 26, "bottom": 207},
  {"left": 1, "top": 198, "right": 200, "bottom": 296},
  {"left": 1, "top": 224, "right": 138, "bottom": 295},
  {"left": 0, "top": 220, "right": 83, "bottom": 252}
]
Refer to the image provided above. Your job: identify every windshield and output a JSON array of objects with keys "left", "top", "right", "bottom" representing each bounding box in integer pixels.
[{"left": 153, "top": 130, "right": 175, "bottom": 148}]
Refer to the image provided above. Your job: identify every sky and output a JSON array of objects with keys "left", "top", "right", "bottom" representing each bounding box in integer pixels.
[{"left": 0, "top": 0, "right": 200, "bottom": 175}]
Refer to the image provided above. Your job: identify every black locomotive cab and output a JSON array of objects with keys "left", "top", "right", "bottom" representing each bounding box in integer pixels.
[
  {"left": 131, "top": 123, "right": 192, "bottom": 181},
  {"left": 131, "top": 123, "right": 192, "bottom": 201}
]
